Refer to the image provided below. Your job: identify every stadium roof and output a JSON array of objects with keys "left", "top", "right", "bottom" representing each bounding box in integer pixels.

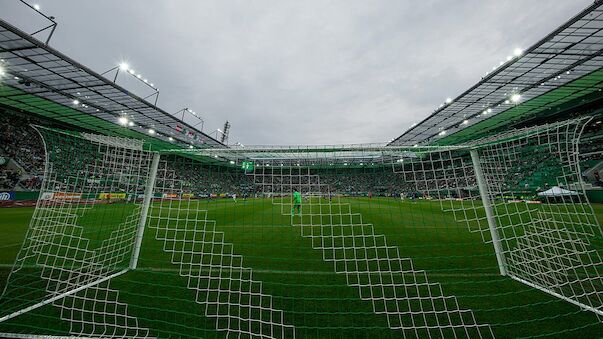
[
  {"left": 390, "top": 1, "right": 603, "bottom": 146},
  {"left": 165, "top": 117, "right": 587, "bottom": 169},
  {"left": 0, "top": 17, "right": 224, "bottom": 149},
  {"left": 165, "top": 143, "right": 465, "bottom": 168}
]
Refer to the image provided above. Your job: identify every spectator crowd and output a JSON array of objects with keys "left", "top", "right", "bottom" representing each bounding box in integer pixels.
[
  {"left": 0, "top": 109, "right": 601, "bottom": 195},
  {"left": 0, "top": 112, "right": 44, "bottom": 191}
]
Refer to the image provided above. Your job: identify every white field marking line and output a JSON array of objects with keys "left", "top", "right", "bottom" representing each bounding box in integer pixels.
[
  {"left": 0, "top": 334, "right": 101, "bottom": 339},
  {"left": 0, "top": 264, "right": 497, "bottom": 277},
  {"left": 0, "top": 333, "right": 158, "bottom": 339},
  {"left": 208, "top": 225, "right": 471, "bottom": 230},
  {"left": 0, "top": 243, "right": 21, "bottom": 249}
]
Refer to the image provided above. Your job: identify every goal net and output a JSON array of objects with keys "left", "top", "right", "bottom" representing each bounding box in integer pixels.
[{"left": 0, "top": 118, "right": 601, "bottom": 338}]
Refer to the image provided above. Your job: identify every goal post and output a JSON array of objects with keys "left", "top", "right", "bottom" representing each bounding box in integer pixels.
[
  {"left": 469, "top": 149, "right": 507, "bottom": 276},
  {"left": 0, "top": 126, "right": 157, "bottom": 336},
  {"left": 129, "top": 152, "right": 161, "bottom": 270},
  {"left": 463, "top": 117, "right": 603, "bottom": 318},
  {"left": 1, "top": 117, "right": 602, "bottom": 337}
]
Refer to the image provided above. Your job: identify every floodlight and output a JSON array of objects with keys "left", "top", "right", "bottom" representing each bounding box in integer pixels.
[
  {"left": 445, "top": 98, "right": 453, "bottom": 104},
  {"left": 168, "top": 137, "right": 174, "bottom": 141},
  {"left": 189, "top": 145, "right": 194, "bottom": 149},
  {"left": 33, "top": 4, "right": 40, "bottom": 11},
  {"left": 128, "top": 121, "right": 135, "bottom": 127},
  {"left": 148, "top": 129, "right": 155, "bottom": 135},
  {"left": 462, "top": 119, "right": 469, "bottom": 125},
  {"left": 72, "top": 99, "right": 80, "bottom": 105},
  {"left": 119, "top": 63, "right": 129, "bottom": 71},
  {"left": 513, "top": 48, "right": 523, "bottom": 56},
  {"left": 510, "top": 93, "right": 521, "bottom": 103},
  {"left": 118, "top": 117, "right": 128, "bottom": 126}
]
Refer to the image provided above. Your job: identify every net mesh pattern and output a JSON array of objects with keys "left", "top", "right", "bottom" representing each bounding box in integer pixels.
[{"left": 0, "top": 119, "right": 601, "bottom": 337}]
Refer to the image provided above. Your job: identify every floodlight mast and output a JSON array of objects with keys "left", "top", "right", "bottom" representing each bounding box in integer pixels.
[
  {"left": 210, "top": 128, "right": 226, "bottom": 144},
  {"left": 174, "top": 107, "right": 205, "bottom": 132},
  {"left": 19, "top": 0, "right": 58, "bottom": 45},
  {"left": 101, "top": 62, "right": 160, "bottom": 105},
  {"left": 209, "top": 121, "right": 230, "bottom": 145},
  {"left": 221, "top": 121, "right": 230, "bottom": 144}
]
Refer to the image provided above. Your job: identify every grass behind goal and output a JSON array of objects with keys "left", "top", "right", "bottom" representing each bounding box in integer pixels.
[{"left": 1, "top": 199, "right": 602, "bottom": 338}]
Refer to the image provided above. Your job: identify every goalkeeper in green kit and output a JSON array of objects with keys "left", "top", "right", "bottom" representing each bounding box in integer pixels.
[{"left": 292, "top": 189, "right": 302, "bottom": 216}]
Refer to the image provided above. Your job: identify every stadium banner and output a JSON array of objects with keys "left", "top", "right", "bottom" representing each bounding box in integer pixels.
[
  {"left": 163, "top": 193, "right": 178, "bottom": 199},
  {"left": 53, "top": 192, "right": 82, "bottom": 200},
  {"left": 0, "top": 191, "right": 15, "bottom": 201},
  {"left": 182, "top": 193, "right": 194, "bottom": 198},
  {"left": 40, "top": 192, "right": 54, "bottom": 200},
  {"left": 98, "top": 192, "right": 127, "bottom": 200},
  {"left": 136, "top": 193, "right": 162, "bottom": 199},
  {"left": 14, "top": 191, "right": 40, "bottom": 200}
]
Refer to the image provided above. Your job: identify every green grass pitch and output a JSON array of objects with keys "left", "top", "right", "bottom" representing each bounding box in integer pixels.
[{"left": 0, "top": 198, "right": 602, "bottom": 338}]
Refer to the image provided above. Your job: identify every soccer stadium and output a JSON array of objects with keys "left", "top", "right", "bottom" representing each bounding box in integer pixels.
[{"left": 0, "top": 1, "right": 602, "bottom": 338}]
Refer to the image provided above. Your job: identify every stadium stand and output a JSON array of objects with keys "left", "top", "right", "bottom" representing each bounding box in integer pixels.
[
  {"left": 0, "top": 108, "right": 598, "bottom": 197},
  {"left": 0, "top": 111, "right": 44, "bottom": 190}
]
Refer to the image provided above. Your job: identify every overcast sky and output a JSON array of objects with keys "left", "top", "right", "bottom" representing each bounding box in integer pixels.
[{"left": 2, "top": 0, "right": 593, "bottom": 145}]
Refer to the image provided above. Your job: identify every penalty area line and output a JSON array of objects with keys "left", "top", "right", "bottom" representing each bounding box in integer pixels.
[{"left": 0, "top": 264, "right": 497, "bottom": 277}]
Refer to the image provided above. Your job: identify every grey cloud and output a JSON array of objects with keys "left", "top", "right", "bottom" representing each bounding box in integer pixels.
[{"left": 1, "top": 0, "right": 592, "bottom": 145}]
